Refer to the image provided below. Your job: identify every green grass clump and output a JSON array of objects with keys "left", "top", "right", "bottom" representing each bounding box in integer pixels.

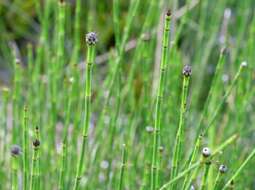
[{"left": 0, "top": 0, "right": 255, "bottom": 189}]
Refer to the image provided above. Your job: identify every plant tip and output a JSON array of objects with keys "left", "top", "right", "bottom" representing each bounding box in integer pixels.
[
  {"left": 241, "top": 61, "right": 247, "bottom": 67},
  {"left": 159, "top": 146, "right": 164, "bottom": 153},
  {"left": 146, "top": 126, "right": 154, "bottom": 133},
  {"left": 166, "top": 10, "right": 171, "bottom": 16},
  {"left": 182, "top": 65, "right": 192, "bottom": 77},
  {"left": 11, "top": 145, "right": 21, "bottom": 156},
  {"left": 202, "top": 147, "right": 211, "bottom": 157},
  {"left": 86, "top": 32, "right": 98, "bottom": 45},
  {"left": 219, "top": 164, "right": 227, "bottom": 173},
  {"left": 33, "top": 139, "right": 40, "bottom": 147}
]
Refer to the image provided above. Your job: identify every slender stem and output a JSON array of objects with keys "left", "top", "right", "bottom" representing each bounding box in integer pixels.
[
  {"left": 151, "top": 11, "right": 171, "bottom": 190},
  {"left": 203, "top": 63, "right": 247, "bottom": 134},
  {"left": 159, "top": 162, "right": 201, "bottom": 190},
  {"left": 170, "top": 66, "right": 191, "bottom": 189},
  {"left": 11, "top": 155, "right": 19, "bottom": 190},
  {"left": 212, "top": 172, "right": 222, "bottom": 190},
  {"left": 22, "top": 106, "right": 29, "bottom": 190},
  {"left": 222, "top": 148, "right": 255, "bottom": 190},
  {"left": 200, "top": 162, "right": 211, "bottom": 190},
  {"left": 73, "top": 33, "right": 96, "bottom": 190},
  {"left": 29, "top": 139, "right": 40, "bottom": 190},
  {"left": 118, "top": 144, "right": 127, "bottom": 190},
  {"left": 113, "top": 0, "right": 120, "bottom": 53}
]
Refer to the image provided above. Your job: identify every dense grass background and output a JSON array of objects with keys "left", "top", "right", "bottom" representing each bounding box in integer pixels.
[{"left": 0, "top": 0, "right": 255, "bottom": 189}]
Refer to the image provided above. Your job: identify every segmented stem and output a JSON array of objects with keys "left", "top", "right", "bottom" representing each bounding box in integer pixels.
[
  {"left": 118, "top": 144, "right": 127, "bottom": 190},
  {"left": 200, "top": 162, "right": 211, "bottom": 190},
  {"left": 170, "top": 67, "right": 191, "bottom": 189},
  {"left": 22, "top": 106, "right": 29, "bottom": 190},
  {"left": 151, "top": 11, "right": 171, "bottom": 190},
  {"left": 159, "top": 162, "right": 201, "bottom": 190},
  {"left": 73, "top": 34, "right": 96, "bottom": 190},
  {"left": 212, "top": 171, "right": 222, "bottom": 190},
  {"left": 222, "top": 148, "right": 255, "bottom": 190},
  {"left": 26, "top": 127, "right": 40, "bottom": 190}
]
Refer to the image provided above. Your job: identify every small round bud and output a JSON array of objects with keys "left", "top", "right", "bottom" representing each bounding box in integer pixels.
[
  {"left": 220, "top": 47, "right": 226, "bottom": 55},
  {"left": 224, "top": 8, "right": 231, "bottom": 19},
  {"left": 146, "top": 126, "right": 154, "bottom": 133},
  {"left": 190, "top": 185, "right": 195, "bottom": 190},
  {"left": 33, "top": 139, "right": 40, "bottom": 147},
  {"left": 202, "top": 147, "right": 211, "bottom": 158},
  {"left": 86, "top": 32, "right": 98, "bottom": 45},
  {"left": 11, "top": 145, "right": 21, "bottom": 156},
  {"left": 182, "top": 65, "right": 192, "bottom": 77},
  {"left": 241, "top": 61, "right": 247, "bottom": 67},
  {"left": 166, "top": 10, "right": 171, "bottom": 16},
  {"left": 159, "top": 146, "right": 164, "bottom": 153},
  {"left": 219, "top": 164, "right": 227, "bottom": 173}
]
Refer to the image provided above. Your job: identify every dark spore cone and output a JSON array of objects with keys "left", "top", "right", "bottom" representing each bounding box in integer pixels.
[
  {"left": 166, "top": 9, "right": 171, "bottom": 16},
  {"left": 11, "top": 145, "right": 21, "bottom": 156},
  {"left": 33, "top": 139, "right": 40, "bottom": 147},
  {"left": 182, "top": 65, "right": 192, "bottom": 77},
  {"left": 86, "top": 32, "right": 98, "bottom": 45}
]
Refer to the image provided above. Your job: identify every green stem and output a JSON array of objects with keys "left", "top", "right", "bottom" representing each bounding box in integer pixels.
[
  {"left": 118, "top": 144, "right": 127, "bottom": 190},
  {"left": 212, "top": 172, "right": 222, "bottom": 190},
  {"left": 200, "top": 162, "right": 211, "bottom": 190},
  {"left": 159, "top": 162, "right": 201, "bottom": 190},
  {"left": 222, "top": 148, "right": 255, "bottom": 190},
  {"left": 151, "top": 11, "right": 171, "bottom": 190},
  {"left": 170, "top": 68, "right": 191, "bottom": 189},
  {"left": 73, "top": 34, "right": 96, "bottom": 190},
  {"left": 22, "top": 106, "right": 29, "bottom": 190}
]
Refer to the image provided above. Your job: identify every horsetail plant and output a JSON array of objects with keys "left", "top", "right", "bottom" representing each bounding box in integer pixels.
[
  {"left": 170, "top": 65, "right": 191, "bottom": 189},
  {"left": 183, "top": 61, "right": 247, "bottom": 189},
  {"left": 11, "top": 145, "right": 21, "bottom": 190},
  {"left": 22, "top": 106, "right": 29, "bottom": 190},
  {"left": 73, "top": 32, "right": 97, "bottom": 190},
  {"left": 29, "top": 139, "right": 40, "bottom": 190},
  {"left": 151, "top": 10, "right": 171, "bottom": 190},
  {"left": 200, "top": 161, "right": 211, "bottom": 190},
  {"left": 222, "top": 147, "right": 255, "bottom": 190},
  {"left": 118, "top": 144, "right": 127, "bottom": 190},
  {"left": 213, "top": 164, "right": 227, "bottom": 190}
]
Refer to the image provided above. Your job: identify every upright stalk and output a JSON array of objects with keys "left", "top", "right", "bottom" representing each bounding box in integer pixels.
[
  {"left": 11, "top": 145, "right": 21, "bottom": 190},
  {"left": 30, "top": 126, "right": 40, "bottom": 190},
  {"left": 22, "top": 106, "right": 29, "bottom": 190},
  {"left": 222, "top": 148, "right": 255, "bottom": 190},
  {"left": 151, "top": 10, "right": 171, "bottom": 190},
  {"left": 118, "top": 144, "right": 127, "bottom": 190},
  {"left": 73, "top": 32, "right": 97, "bottom": 190},
  {"left": 170, "top": 65, "right": 191, "bottom": 189},
  {"left": 200, "top": 162, "right": 211, "bottom": 190}
]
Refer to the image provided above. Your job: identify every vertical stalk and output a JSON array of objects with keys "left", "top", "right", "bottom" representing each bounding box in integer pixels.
[
  {"left": 73, "top": 32, "right": 97, "bottom": 190},
  {"left": 118, "top": 144, "right": 127, "bottom": 190},
  {"left": 151, "top": 10, "right": 171, "bottom": 190},
  {"left": 29, "top": 139, "right": 40, "bottom": 190},
  {"left": 22, "top": 106, "right": 29, "bottom": 190},
  {"left": 222, "top": 148, "right": 255, "bottom": 190},
  {"left": 199, "top": 162, "right": 211, "bottom": 190},
  {"left": 29, "top": 125, "right": 40, "bottom": 190},
  {"left": 11, "top": 145, "right": 21, "bottom": 190},
  {"left": 170, "top": 65, "right": 191, "bottom": 189}
]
